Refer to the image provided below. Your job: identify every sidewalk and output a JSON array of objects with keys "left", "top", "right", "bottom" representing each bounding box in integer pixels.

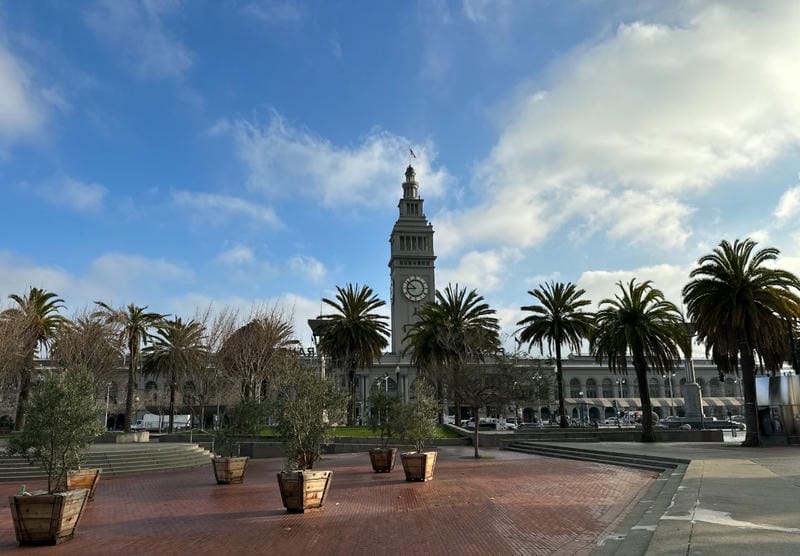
[{"left": 544, "top": 439, "right": 800, "bottom": 555}]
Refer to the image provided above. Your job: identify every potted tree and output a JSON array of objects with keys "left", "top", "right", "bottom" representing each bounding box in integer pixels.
[
  {"left": 211, "top": 400, "right": 265, "bottom": 484},
  {"left": 273, "top": 359, "right": 348, "bottom": 512},
  {"left": 7, "top": 366, "right": 105, "bottom": 545},
  {"left": 398, "top": 386, "right": 439, "bottom": 482},
  {"left": 367, "top": 389, "right": 401, "bottom": 472}
]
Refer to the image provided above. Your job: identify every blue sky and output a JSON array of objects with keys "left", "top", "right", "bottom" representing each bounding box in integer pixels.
[{"left": 3, "top": 1, "right": 800, "bottom": 350}]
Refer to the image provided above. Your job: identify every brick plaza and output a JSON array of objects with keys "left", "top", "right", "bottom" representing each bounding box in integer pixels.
[{"left": 0, "top": 447, "right": 654, "bottom": 555}]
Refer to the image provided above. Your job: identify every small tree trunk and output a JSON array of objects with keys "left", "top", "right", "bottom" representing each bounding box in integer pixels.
[
  {"left": 168, "top": 377, "right": 176, "bottom": 434},
  {"left": 473, "top": 406, "right": 480, "bottom": 458},
  {"left": 13, "top": 368, "right": 32, "bottom": 431}
]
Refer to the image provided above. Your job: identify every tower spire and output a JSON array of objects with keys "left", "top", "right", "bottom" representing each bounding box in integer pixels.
[{"left": 402, "top": 165, "right": 419, "bottom": 200}]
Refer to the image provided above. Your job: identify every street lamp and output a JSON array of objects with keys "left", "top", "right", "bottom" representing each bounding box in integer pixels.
[
  {"left": 663, "top": 372, "right": 676, "bottom": 416},
  {"left": 103, "top": 382, "right": 112, "bottom": 430},
  {"left": 578, "top": 391, "right": 585, "bottom": 425},
  {"left": 376, "top": 374, "right": 389, "bottom": 392},
  {"left": 615, "top": 379, "right": 626, "bottom": 425}
]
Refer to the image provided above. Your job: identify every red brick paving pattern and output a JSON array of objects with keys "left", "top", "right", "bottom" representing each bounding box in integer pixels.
[{"left": 0, "top": 448, "right": 654, "bottom": 555}]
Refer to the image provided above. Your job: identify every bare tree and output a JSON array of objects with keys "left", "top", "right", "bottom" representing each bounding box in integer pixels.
[
  {"left": 218, "top": 305, "right": 299, "bottom": 403},
  {"left": 51, "top": 308, "right": 124, "bottom": 385}
]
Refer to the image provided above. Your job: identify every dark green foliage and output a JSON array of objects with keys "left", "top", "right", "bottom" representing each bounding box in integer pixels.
[
  {"left": 367, "top": 389, "right": 402, "bottom": 448},
  {"left": 683, "top": 238, "right": 800, "bottom": 446},
  {"left": 272, "top": 359, "right": 348, "bottom": 470},
  {"left": 516, "top": 281, "right": 593, "bottom": 428},
  {"left": 590, "top": 279, "right": 685, "bottom": 443},
  {"left": 7, "top": 367, "right": 104, "bottom": 493},
  {"left": 316, "top": 284, "right": 390, "bottom": 426},
  {"left": 213, "top": 399, "right": 269, "bottom": 457},
  {"left": 396, "top": 385, "right": 438, "bottom": 453}
]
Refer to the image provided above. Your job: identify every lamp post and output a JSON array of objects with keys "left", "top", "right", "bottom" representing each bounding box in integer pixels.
[
  {"left": 376, "top": 374, "right": 389, "bottom": 392},
  {"left": 578, "top": 391, "right": 585, "bottom": 425},
  {"left": 663, "top": 372, "right": 676, "bottom": 416},
  {"left": 615, "top": 379, "right": 626, "bottom": 425},
  {"left": 103, "top": 381, "right": 112, "bottom": 430}
]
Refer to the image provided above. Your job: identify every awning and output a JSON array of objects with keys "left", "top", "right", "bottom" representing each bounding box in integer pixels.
[{"left": 702, "top": 397, "right": 743, "bottom": 408}]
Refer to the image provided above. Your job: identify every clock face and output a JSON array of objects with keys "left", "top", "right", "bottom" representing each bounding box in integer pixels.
[{"left": 402, "top": 275, "right": 429, "bottom": 301}]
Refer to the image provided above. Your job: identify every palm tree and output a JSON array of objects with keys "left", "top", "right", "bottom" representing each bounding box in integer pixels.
[
  {"left": 1, "top": 287, "right": 67, "bottom": 430},
  {"left": 682, "top": 238, "right": 800, "bottom": 446},
  {"left": 516, "top": 282, "right": 594, "bottom": 428},
  {"left": 93, "top": 302, "right": 164, "bottom": 432},
  {"left": 316, "top": 284, "right": 390, "bottom": 426},
  {"left": 142, "top": 317, "right": 207, "bottom": 433},
  {"left": 590, "top": 279, "right": 685, "bottom": 442},
  {"left": 403, "top": 284, "right": 500, "bottom": 432}
]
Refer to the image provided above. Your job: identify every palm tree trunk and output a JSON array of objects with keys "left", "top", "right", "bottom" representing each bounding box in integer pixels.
[
  {"left": 739, "top": 348, "right": 760, "bottom": 447},
  {"left": 348, "top": 367, "right": 357, "bottom": 426},
  {"left": 634, "top": 355, "right": 656, "bottom": 442},
  {"left": 555, "top": 344, "right": 567, "bottom": 428},
  {"left": 168, "top": 375, "right": 176, "bottom": 434},
  {"left": 125, "top": 339, "right": 136, "bottom": 433}
]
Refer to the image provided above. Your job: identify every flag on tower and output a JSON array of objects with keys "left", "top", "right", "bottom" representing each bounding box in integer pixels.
[{"left": 409, "top": 147, "right": 416, "bottom": 159}]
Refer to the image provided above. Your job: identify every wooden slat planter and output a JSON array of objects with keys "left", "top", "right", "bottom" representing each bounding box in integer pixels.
[
  {"left": 212, "top": 456, "right": 249, "bottom": 484},
  {"left": 276, "top": 470, "right": 332, "bottom": 513},
  {"left": 67, "top": 468, "right": 101, "bottom": 501},
  {"left": 9, "top": 489, "right": 90, "bottom": 545},
  {"left": 369, "top": 448, "right": 397, "bottom": 473},
  {"left": 401, "top": 451, "right": 437, "bottom": 482}
]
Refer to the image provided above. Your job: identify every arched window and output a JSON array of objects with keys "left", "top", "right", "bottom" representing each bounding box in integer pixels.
[
  {"left": 649, "top": 377, "right": 661, "bottom": 398},
  {"left": 602, "top": 378, "right": 614, "bottom": 398},
  {"left": 709, "top": 378, "right": 722, "bottom": 396},
  {"left": 679, "top": 378, "right": 687, "bottom": 396},
  {"left": 183, "top": 381, "right": 197, "bottom": 405},
  {"left": 108, "top": 381, "right": 119, "bottom": 404},
  {"left": 569, "top": 378, "right": 582, "bottom": 397},
  {"left": 585, "top": 378, "right": 597, "bottom": 397},
  {"left": 145, "top": 381, "right": 159, "bottom": 404},
  {"left": 724, "top": 377, "right": 737, "bottom": 396}
]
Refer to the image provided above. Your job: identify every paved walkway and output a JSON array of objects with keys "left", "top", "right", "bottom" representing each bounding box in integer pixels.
[
  {"left": 2, "top": 441, "right": 797, "bottom": 554},
  {"left": 0, "top": 447, "right": 653, "bottom": 555},
  {"left": 547, "top": 439, "right": 800, "bottom": 555}
]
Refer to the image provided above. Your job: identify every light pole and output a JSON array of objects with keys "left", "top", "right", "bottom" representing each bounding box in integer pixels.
[
  {"left": 663, "top": 372, "right": 676, "bottom": 416},
  {"left": 578, "top": 391, "right": 585, "bottom": 425},
  {"left": 615, "top": 379, "right": 626, "bottom": 425},
  {"left": 376, "top": 374, "right": 389, "bottom": 392},
  {"left": 103, "top": 382, "right": 112, "bottom": 430}
]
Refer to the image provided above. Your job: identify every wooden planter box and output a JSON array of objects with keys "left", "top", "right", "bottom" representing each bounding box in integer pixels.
[
  {"left": 369, "top": 447, "right": 397, "bottom": 473},
  {"left": 67, "top": 468, "right": 101, "bottom": 501},
  {"left": 9, "top": 488, "right": 90, "bottom": 546},
  {"left": 401, "top": 451, "right": 437, "bottom": 482},
  {"left": 277, "top": 470, "right": 332, "bottom": 513},
  {"left": 212, "top": 456, "right": 249, "bottom": 484}
]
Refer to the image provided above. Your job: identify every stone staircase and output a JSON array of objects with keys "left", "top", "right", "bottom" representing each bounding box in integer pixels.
[
  {"left": 505, "top": 441, "right": 688, "bottom": 472},
  {"left": 0, "top": 443, "right": 214, "bottom": 481}
]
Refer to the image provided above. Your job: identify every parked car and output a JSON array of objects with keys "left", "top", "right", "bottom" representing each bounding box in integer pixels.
[
  {"left": 604, "top": 417, "right": 620, "bottom": 425},
  {"left": 516, "top": 422, "right": 542, "bottom": 431},
  {"left": 504, "top": 419, "right": 518, "bottom": 431}
]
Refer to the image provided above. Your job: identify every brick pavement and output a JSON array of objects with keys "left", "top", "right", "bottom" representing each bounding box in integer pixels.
[{"left": 0, "top": 447, "right": 654, "bottom": 555}]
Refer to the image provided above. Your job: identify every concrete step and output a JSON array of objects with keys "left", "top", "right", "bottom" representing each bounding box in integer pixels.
[
  {"left": 0, "top": 444, "right": 214, "bottom": 480},
  {"left": 505, "top": 442, "right": 688, "bottom": 473}
]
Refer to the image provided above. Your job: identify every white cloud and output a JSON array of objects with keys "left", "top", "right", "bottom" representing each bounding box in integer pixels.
[
  {"left": 173, "top": 191, "right": 283, "bottom": 228},
  {"left": 577, "top": 264, "right": 688, "bottom": 314},
  {"left": 445, "top": 3, "right": 800, "bottom": 254},
  {"left": 0, "top": 43, "right": 45, "bottom": 141},
  {"left": 288, "top": 255, "right": 327, "bottom": 283},
  {"left": 775, "top": 186, "right": 800, "bottom": 220},
  {"left": 227, "top": 111, "right": 452, "bottom": 208},
  {"left": 85, "top": 0, "right": 193, "bottom": 80},
  {"left": 88, "top": 253, "right": 193, "bottom": 291},
  {"left": 437, "top": 248, "right": 522, "bottom": 293},
  {"left": 214, "top": 245, "right": 255, "bottom": 265},
  {"left": 33, "top": 175, "right": 107, "bottom": 212}
]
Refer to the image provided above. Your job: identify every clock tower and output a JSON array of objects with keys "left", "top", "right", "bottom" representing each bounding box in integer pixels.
[{"left": 389, "top": 166, "right": 436, "bottom": 354}]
